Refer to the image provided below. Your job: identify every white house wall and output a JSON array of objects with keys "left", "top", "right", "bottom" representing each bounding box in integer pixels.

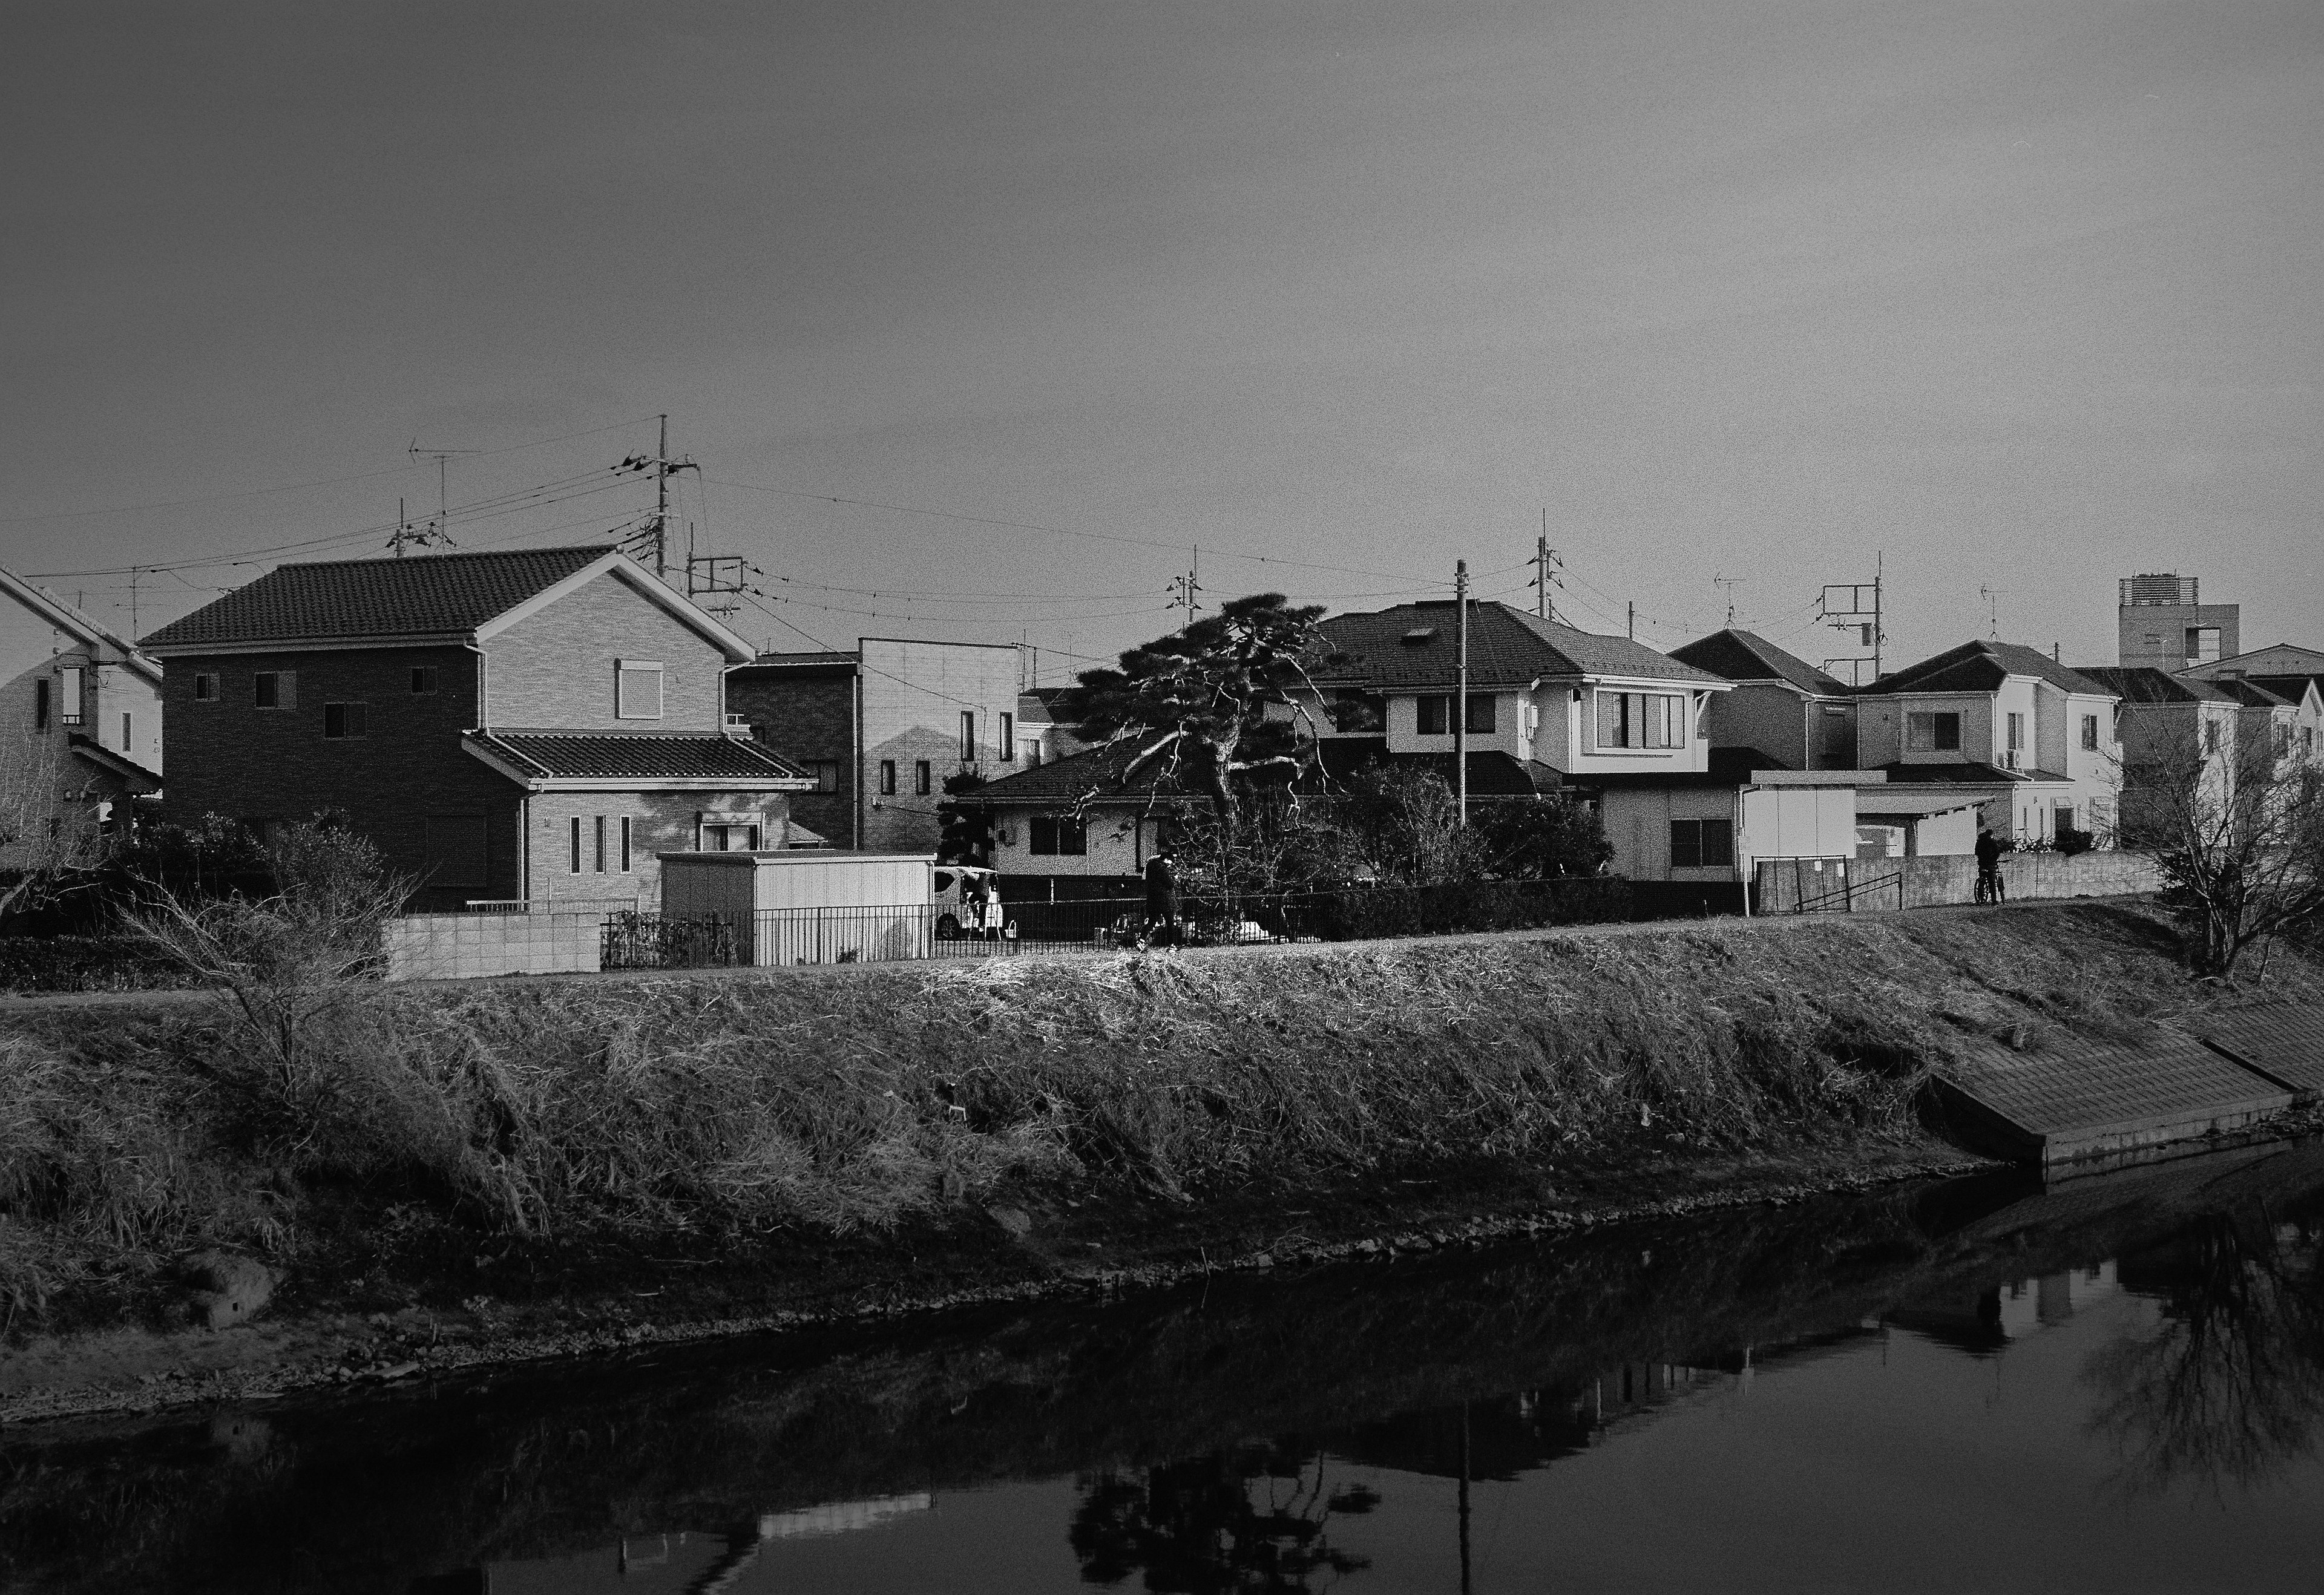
[{"left": 988, "top": 805, "right": 1147, "bottom": 876}]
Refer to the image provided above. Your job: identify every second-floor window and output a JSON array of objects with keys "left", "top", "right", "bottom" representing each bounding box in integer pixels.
[
  {"left": 411, "top": 666, "right": 439, "bottom": 695},
  {"left": 999, "top": 712, "right": 1014, "bottom": 761},
  {"left": 33, "top": 678, "right": 48, "bottom": 730},
  {"left": 1905, "top": 712, "right": 1961, "bottom": 752},
  {"left": 2205, "top": 719, "right": 2221, "bottom": 755},
  {"left": 192, "top": 672, "right": 217, "bottom": 701},
  {"left": 914, "top": 759, "right": 932, "bottom": 796},
  {"left": 253, "top": 670, "right": 296, "bottom": 710},
  {"left": 809, "top": 761, "right": 839, "bottom": 793},
  {"left": 2080, "top": 713, "right": 2099, "bottom": 752},
  {"left": 1596, "top": 690, "right": 1680, "bottom": 750},
  {"left": 960, "top": 710, "right": 977, "bottom": 762},
  {"left": 120, "top": 712, "right": 133, "bottom": 752},
  {"left": 615, "top": 660, "right": 663, "bottom": 719},
  {"left": 879, "top": 759, "right": 898, "bottom": 796},
  {"left": 57, "top": 666, "right": 84, "bottom": 726},
  {"left": 323, "top": 702, "right": 367, "bottom": 739},
  {"left": 2006, "top": 713, "right": 2026, "bottom": 752}
]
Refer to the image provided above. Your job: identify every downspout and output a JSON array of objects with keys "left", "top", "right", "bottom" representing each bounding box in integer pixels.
[
  {"left": 852, "top": 669, "right": 865, "bottom": 849},
  {"left": 1738, "top": 783, "right": 1753, "bottom": 917}
]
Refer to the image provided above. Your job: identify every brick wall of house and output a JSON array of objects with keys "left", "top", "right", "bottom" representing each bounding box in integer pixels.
[
  {"left": 487, "top": 571, "right": 727, "bottom": 732},
  {"left": 724, "top": 669, "right": 856, "bottom": 847},
  {"left": 524, "top": 788, "right": 795, "bottom": 908},
  {"left": 159, "top": 645, "right": 524, "bottom": 908}
]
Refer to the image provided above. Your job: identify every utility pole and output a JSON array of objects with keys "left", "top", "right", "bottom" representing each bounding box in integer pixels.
[
  {"left": 615, "top": 414, "right": 698, "bottom": 578},
  {"left": 1455, "top": 558, "right": 1469, "bottom": 826},
  {"left": 1167, "top": 554, "right": 1203, "bottom": 623},
  {"left": 1819, "top": 551, "right": 1885, "bottom": 686},
  {"left": 1531, "top": 519, "right": 1562, "bottom": 621}
]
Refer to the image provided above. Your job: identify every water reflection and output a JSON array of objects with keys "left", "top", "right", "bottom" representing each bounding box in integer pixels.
[
  {"left": 2086, "top": 1210, "right": 2324, "bottom": 1497},
  {"left": 12, "top": 1142, "right": 2324, "bottom": 1591}
]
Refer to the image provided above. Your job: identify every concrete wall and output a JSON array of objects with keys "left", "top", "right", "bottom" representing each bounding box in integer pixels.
[
  {"left": 487, "top": 569, "right": 727, "bottom": 733},
  {"left": 1754, "top": 848, "right": 2162, "bottom": 913},
  {"left": 382, "top": 911, "right": 605, "bottom": 981},
  {"left": 2119, "top": 602, "right": 2239, "bottom": 671}
]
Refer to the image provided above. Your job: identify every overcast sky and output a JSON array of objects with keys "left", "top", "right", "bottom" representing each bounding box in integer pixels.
[{"left": 4, "top": 0, "right": 2319, "bottom": 679}]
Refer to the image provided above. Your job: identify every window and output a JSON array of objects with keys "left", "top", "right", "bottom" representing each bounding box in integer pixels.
[
  {"left": 192, "top": 672, "right": 217, "bottom": 702},
  {"left": 1905, "top": 712, "right": 1961, "bottom": 752},
  {"left": 1327, "top": 689, "right": 1385, "bottom": 733},
  {"left": 2006, "top": 712, "right": 2025, "bottom": 752},
  {"left": 2080, "top": 713, "right": 2099, "bottom": 752},
  {"left": 57, "top": 666, "right": 83, "bottom": 725},
  {"left": 1465, "top": 694, "right": 1496, "bottom": 735},
  {"left": 569, "top": 816, "right": 583, "bottom": 874},
  {"left": 701, "top": 821, "right": 760, "bottom": 852},
  {"left": 1595, "top": 690, "right": 1681, "bottom": 750},
  {"left": 2055, "top": 805, "right": 2076, "bottom": 834},
  {"left": 410, "top": 666, "right": 439, "bottom": 695},
  {"left": 322, "top": 701, "right": 367, "bottom": 739},
  {"left": 879, "top": 759, "right": 898, "bottom": 796},
  {"left": 1023, "top": 740, "right": 1043, "bottom": 768},
  {"left": 809, "top": 761, "right": 839, "bottom": 794},
  {"left": 1669, "top": 817, "right": 1735, "bottom": 869},
  {"left": 1029, "top": 814, "right": 1088, "bottom": 856},
  {"left": 960, "top": 710, "right": 977, "bottom": 762},
  {"left": 252, "top": 670, "right": 295, "bottom": 710},
  {"left": 2274, "top": 724, "right": 2291, "bottom": 758},
  {"left": 1000, "top": 712, "right": 1015, "bottom": 761},
  {"left": 1416, "top": 695, "right": 1451, "bottom": 735},
  {"left": 2185, "top": 627, "right": 2222, "bottom": 664},
  {"left": 914, "top": 759, "right": 932, "bottom": 796},
  {"left": 33, "top": 678, "right": 48, "bottom": 730},
  {"left": 2205, "top": 719, "right": 2221, "bottom": 755},
  {"left": 615, "top": 660, "right": 664, "bottom": 720},
  {"left": 120, "top": 712, "right": 133, "bottom": 752},
  {"left": 619, "top": 816, "right": 633, "bottom": 873},
  {"left": 424, "top": 814, "right": 488, "bottom": 889}
]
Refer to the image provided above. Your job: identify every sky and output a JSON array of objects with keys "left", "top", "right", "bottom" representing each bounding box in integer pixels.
[{"left": 4, "top": 0, "right": 2320, "bottom": 683}]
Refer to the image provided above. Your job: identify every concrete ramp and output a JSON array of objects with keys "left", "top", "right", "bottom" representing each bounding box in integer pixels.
[
  {"left": 1929, "top": 1027, "right": 2293, "bottom": 1169},
  {"left": 2181, "top": 1003, "right": 2324, "bottom": 1096}
]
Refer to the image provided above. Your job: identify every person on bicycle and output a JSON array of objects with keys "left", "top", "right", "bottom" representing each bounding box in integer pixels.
[{"left": 1974, "top": 825, "right": 2005, "bottom": 903}]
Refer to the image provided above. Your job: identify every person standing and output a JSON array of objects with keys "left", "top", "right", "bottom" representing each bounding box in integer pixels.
[
  {"left": 1974, "top": 825, "right": 2006, "bottom": 904},
  {"left": 1143, "top": 847, "right": 1180, "bottom": 943}
]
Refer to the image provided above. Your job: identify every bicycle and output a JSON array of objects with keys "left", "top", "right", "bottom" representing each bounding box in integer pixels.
[{"left": 1974, "top": 866, "right": 2006, "bottom": 905}]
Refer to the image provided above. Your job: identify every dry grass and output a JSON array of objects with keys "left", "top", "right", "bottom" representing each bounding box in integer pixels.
[{"left": 0, "top": 900, "right": 2312, "bottom": 1318}]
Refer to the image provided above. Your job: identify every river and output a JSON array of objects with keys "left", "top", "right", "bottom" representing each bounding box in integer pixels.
[{"left": 9, "top": 1139, "right": 2324, "bottom": 1593}]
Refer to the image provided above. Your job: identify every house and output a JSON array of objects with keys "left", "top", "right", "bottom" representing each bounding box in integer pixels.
[
  {"left": 723, "top": 638, "right": 1028, "bottom": 854},
  {"left": 138, "top": 546, "right": 812, "bottom": 911},
  {"left": 972, "top": 746, "right": 1204, "bottom": 899},
  {"left": 2075, "top": 667, "right": 2242, "bottom": 844},
  {"left": 1, "top": 565, "right": 163, "bottom": 874},
  {"left": 1668, "top": 629, "right": 1857, "bottom": 770},
  {"left": 2178, "top": 641, "right": 2324, "bottom": 748},
  {"left": 1854, "top": 641, "right": 2121, "bottom": 844},
  {"left": 2210, "top": 677, "right": 2316, "bottom": 778}
]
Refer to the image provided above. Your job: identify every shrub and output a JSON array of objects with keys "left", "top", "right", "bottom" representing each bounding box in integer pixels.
[
  {"left": 1272, "top": 877, "right": 1633, "bottom": 941},
  {"left": 0, "top": 935, "right": 197, "bottom": 994}
]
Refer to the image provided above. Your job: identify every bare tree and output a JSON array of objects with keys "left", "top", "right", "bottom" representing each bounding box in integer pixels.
[
  {"left": 2116, "top": 716, "right": 2324, "bottom": 977},
  {"left": 0, "top": 732, "right": 105, "bottom": 922}
]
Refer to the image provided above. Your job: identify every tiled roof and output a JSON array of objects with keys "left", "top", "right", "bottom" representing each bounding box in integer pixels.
[
  {"left": 466, "top": 732, "right": 812, "bottom": 783},
  {"left": 2247, "top": 675, "right": 2324, "bottom": 707},
  {"left": 141, "top": 546, "right": 611, "bottom": 648},
  {"left": 66, "top": 734, "right": 163, "bottom": 791},
  {"left": 1316, "top": 740, "right": 1567, "bottom": 796},
  {"left": 1311, "top": 601, "right": 1723, "bottom": 690},
  {"left": 2211, "top": 678, "right": 2294, "bottom": 709},
  {"left": 2076, "top": 667, "right": 2239, "bottom": 706},
  {"left": 970, "top": 746, "right": 1202, "bottom": 807},
  {"left": 1669, "top": 629, "right": 1850, "bottom": 695},
  {"left": 1868, "top": 640, "right": 2113, "bottom": 698},
  {"left": 734, "top": 650, "right": 861, "bottom": 675}
]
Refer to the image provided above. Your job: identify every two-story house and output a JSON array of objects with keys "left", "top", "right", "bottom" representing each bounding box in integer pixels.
[
  {"left": 1668, "top": 629, "right": 1857, "bottom": 771},
  {"left": 2178, "top": 643, "right": 2324, "bottom": 765},
  {"left": 1, "top": 565, "right": 163, "bottom": 875},
  {"left": 140, "top": 546, "right": 812, "bottom": 911},
  {"left": 724, "top": 638, "right": 1029, "bottom": 854},
  {"left": 2076, "top": 667, "right": 2242, "bottom": 845},
  {"left": 1855, "top": 641, "right": 2121, "bottom": 845}
]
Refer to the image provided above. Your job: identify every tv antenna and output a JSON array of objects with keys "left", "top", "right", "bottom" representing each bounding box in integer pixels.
[
  {"left": 1979, "top": 585, "right": 2002, "bottom": 639},
  {"left": 1712, "top": 572, "right": 1747, "bottom": 627},
  {"left": 401, "top": 439, "right": 481, "bottom": 554}
]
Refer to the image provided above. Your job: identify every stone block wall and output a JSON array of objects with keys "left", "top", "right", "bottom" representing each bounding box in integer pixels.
[
  {"left": 383, "top": 911, "right": 605, "bottom": 981},
  {"left": 1754, "top": 850, "right": 2164, "bottom": 914}
]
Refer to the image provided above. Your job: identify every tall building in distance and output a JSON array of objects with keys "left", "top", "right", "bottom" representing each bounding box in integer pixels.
[{"left": 2117, "top": 573, "right": 2239, "bottom": 672}]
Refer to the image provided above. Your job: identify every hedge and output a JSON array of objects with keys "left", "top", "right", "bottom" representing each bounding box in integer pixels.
[{"left": 0, "top": 935, "right": 198, "bottom": 994}]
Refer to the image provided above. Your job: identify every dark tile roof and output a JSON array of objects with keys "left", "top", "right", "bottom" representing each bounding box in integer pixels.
[
  {"left": 467, "top": 732, "right": 811, "bottom": 782},
  {"left": 1560, "top": 745, "right": 1791, "bottom": 791},
  {"left": 2213, "top": 678, "right": 2294, "bottom": 709},
  {"left": 1867, "top": 640, "right": 2113, "bottom": 698},
  {"left": 2076, "top": 666, "right": 2239, "bottom": 706},
  {"left": 66, "top": 734, "right": 163, "bottom": 791},
  {"left": 970, "top": 745, "right": 1201, "bottom": 807},
  {"left": 732, "top": 650, "right": 861, "bottom": 676},
  {"left": 1669, "top": 629, "right": 1850, "bottom": 695},
  {"left": 1317, "top": 740, "right": 1567, "bottom": 796},
  {"left": 1877, "top": 760, "right": 2065, "bottom": 785},
  {"left": 2247, "top": 674, "right": 2324, "bottom": 706},
  {"left": 1311, "top": 601, "right": 1724, "bottom": 690},
  {"left": 141, "top": 546, "right": 611, "bottom": 649}
]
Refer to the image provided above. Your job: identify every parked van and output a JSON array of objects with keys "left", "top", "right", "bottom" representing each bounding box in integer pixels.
[{"left": 931, "top": 865, "right": 1006, "bottom": 939}]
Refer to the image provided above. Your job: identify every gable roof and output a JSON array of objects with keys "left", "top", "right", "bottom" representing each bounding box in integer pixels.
[
  {"left": 1311, "top": 601, "right": 1724, "bottom": 691},
  {"left": 2247, "top": 675, "right": 2324, "bottom": 711},
  {"left": 140, "top": 546, "right": 757, "bottom": 661},
  {"left": 1867, "top": 640, "right": 2113, "bottom": 698},
  {"left": 970, "top": 745, "right": 1204, "bottom": 808},
  {"left": 0, "top": 565, "right": 163, "bottom": 688},
  {"left": 462, "top": 731, "right": 812, "bottom": 789},
  {"left": 1669, "top": 629, "right": 1849, "bottom": 695},
  {"left": 2211, "top": 678, "right": 2294, "bottom": 710},
  {"left": 2076, "top": 666, "right": 2240, "bottom": 707}
]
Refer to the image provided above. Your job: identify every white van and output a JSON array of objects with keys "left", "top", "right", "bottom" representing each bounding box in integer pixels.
[{"left": 931, "top": 865, "right": 1006, "bottom": 939}]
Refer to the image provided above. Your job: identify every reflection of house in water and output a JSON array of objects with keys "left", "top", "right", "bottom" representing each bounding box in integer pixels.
[
  {"left": 464, "top": 1493, "right": 935, "bottom": 1595},
  {"left": 1885, "top": 1262, "right": 2121, "bottom": 1355}
]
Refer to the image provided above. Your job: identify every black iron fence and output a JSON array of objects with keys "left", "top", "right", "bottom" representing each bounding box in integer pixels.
[{"left": 600, "top": 876, "right": 1640, "bottom": 971}]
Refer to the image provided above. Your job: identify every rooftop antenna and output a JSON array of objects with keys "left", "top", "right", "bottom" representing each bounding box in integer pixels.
[
  {"left": 1712, "top": 572, "right": 1746, "bottom": 627},
  {"left": 404, "top": 439, "right": 481, "bottom": 552},
  {"left": 1979, "top": 585, "right": 2002, "bottom": 639}
]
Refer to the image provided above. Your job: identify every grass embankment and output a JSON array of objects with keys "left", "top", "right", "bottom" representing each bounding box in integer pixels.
[{"left": 0, "top": 902, "right": 2313, "bottom": 1342}]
